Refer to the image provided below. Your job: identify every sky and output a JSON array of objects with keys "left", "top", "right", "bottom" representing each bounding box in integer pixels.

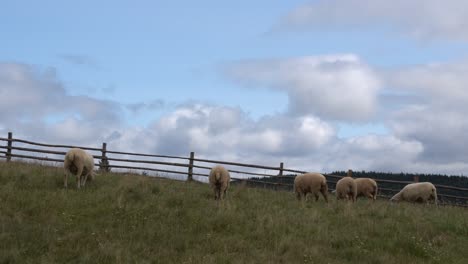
[{"left": 1, "top": 0, "right": 468, "bottom": 175}]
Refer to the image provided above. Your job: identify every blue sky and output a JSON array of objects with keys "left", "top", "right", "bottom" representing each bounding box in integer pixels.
[{"left": 2, "top": 0, "right": 468, "bottom": 174}]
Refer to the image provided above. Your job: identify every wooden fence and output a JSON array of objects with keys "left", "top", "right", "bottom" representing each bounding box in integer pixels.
[{"left": 1, "top": 132, "right": 468, "bottom": 206}]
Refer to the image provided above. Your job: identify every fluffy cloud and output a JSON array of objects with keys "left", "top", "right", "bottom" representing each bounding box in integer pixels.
[
  {"left": 0, "top": 63, "right": 123, "bottom": 145},
  {"left": 282, "top": 0, "right": 468, "bottom": 42},
  {"left": 326, "top": 135, "right": 424, "bottom": 172},
  {"left": 382, "top": 60, "right": 468, "bottom": 165},
  {"left": 390, "top": 106, "right": 468, "bottom": 164},
  {"left": 385, "top": 61, "right": 468, "bottom": 106},
  {"left": 143, "top": 104, "right": 335, "bottom": 157},
  {"left": 225, "top": 54, "right": 381, "bottom": 121},
  {"left": 0, "top": 63, "right": 67, "bottom": 121}
]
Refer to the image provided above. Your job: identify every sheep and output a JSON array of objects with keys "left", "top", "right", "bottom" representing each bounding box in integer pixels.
[
  {"left": 354, "top": 178, "right": 378, "bottom": 201},
  {"left": 390, "top": 182, "right": 438, "bottom": 205},
  {"left": 209, "top": 165, "right": 230, "bottom": 200},
  {"left": 335, "top": 176, "right": 357, "bottom": 202},
  {"left": 64, "top": 148, "right": 95, "bottom": 189},
  {"left": 294, "top": 172, "right": 328, "bottom": 202}
]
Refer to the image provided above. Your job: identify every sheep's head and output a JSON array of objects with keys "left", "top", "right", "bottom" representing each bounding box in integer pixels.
[{"left": 389, "top": 194, "right": 400, "bottom": 202}]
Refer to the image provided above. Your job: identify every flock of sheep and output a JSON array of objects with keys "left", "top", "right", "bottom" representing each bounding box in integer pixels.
[
  {"left": 63, "top": 148, "right": 438, "bottom": 205},
  {"left": 293, "top": 172, "right": 438, "bottom": 205}
]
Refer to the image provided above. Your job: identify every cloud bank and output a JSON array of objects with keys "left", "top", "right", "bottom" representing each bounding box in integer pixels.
[{"left": 2, "top": 60, "right": 468, "bottom": 175}]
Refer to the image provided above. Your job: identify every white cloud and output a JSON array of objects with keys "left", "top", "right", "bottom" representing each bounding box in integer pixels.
[
  {"left": 0, "top": 63, "right": 123, "bottom": 146},
  {"left": 0, "top": 63, "right": 66, "bottom": 120},
  {"left": 385, "top": 61, "right": 468, "bottom": 106},
  {"left": 225, "top": 54, "right": 381, "bottom": 121},
  {"left": 389, "top": 106, "right": 468, "bottom": 164},
  {"left": 320, "top": 134, "right": 424, "bottom": 173},
  {"left": 380, "top": 60, "right": 468, "bottom": 165},
  {"left": 144, "top": 103, "right": 335, "bottom": 157},
  {"left": 282, "top": 0, "right": 468, "bottom": 42}
]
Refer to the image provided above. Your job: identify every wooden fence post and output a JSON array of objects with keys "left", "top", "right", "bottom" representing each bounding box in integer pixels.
[
  {"left": 279, "top": 162, "right": 284, "bottom": 177},
  {"left": 413, "top": 175, "right": 419, "bottom": 183},
  {"left": 6, "top": 132, "right": 12, "bottom": 162},
  {"left": 278, "top": 162, "right": 284, "bottom": 190},
  {"left": 347, "top": 169, "right": 353, "bottom": 177},
  {"left": 99, "top": 142, "right": 109, "bottom": 172},
  {"left": 187, "top": 151, "right": 194, "bottom": 181}
]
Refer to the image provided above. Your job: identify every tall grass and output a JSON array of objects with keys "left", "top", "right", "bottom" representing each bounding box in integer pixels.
[{"left": 1, "top": 161, "right": 467, "bottom": 263}]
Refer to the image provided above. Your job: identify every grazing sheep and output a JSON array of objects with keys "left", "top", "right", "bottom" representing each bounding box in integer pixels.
[
  {"left": 390, "top": 182, "right": 438, "bottom": 205},
  {"left": 64, "top": 148, "right": 95, "bottom": 189},
  {"left": 354, "top": 178, "right": 378, "bottom": 201},
  {"left": 294, "top": 173, "right": 328, "bottom": 202},
  {"left": 209, "top": 165, "right": 230, "bottom": 200},
  {"left": 335, "top": 177, "right": 357, "bottom": 202}
]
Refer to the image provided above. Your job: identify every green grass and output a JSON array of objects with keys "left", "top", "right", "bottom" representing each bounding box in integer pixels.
[{"left": 1, "top": 161, "right": 468, "bottom": 264}]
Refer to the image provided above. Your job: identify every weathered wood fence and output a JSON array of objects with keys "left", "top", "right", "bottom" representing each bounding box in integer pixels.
[{"left": 1, "top": 132, "right": 467, "bottom": 206}]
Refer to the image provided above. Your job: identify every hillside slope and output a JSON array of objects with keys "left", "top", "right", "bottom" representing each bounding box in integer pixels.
[{"left": 1, "top": 161, "right": 467, "bottom": 263}]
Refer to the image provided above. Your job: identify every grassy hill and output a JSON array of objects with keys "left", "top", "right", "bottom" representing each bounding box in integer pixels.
[{"left": 1, "top": 161, "right": 467, "bottom": 264}]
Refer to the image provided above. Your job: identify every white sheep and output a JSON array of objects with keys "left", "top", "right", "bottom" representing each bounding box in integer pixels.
[
  {"left": 64, "top": 148, "right": 95, "bottom": 189},
  {"left": 209, "top": 165, "right": 230, "bottom": 200},
  {"left": 390, "top": 182, "right": 438, "bottom": 205},
  {"left": 335, "top": 176, "right": 357, "bottom": 202},
  {"left": 294, "top": 172, "right": 328, "bottom": 202},
  {"left": 354, "top": 178, "right": 378, "bottom": 201}
]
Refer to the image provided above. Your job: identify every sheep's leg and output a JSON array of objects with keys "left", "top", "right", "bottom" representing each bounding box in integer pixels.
[
  {"left": 321, "top": 190, "right": 329, "bottom": 203},
  {"left": 321, "top": 183, "right": 329, "bottom": 203},
  {"left": 296, "top": 192, "right": 302, "bottom": 201},
  {"left": 64, "top": 171, "right": 69, "bottom": 188},
  {"left": 82, "top": 171, "right": 90, "bottom": 187},
  {"left": 314, "top": 193, "right": 319, "bottom": 201},
  {"left": 301, "top": 192, "right": 307, "bottom": 201},
  {"left": 220, "top": 183, "right": 228, "bottom": 200},
  {"left": 75, "top": 166, "right": 84, "bottom": 189}
]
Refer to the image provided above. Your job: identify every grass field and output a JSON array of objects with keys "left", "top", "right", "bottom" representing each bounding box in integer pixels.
[{"left": 1, "top": 161, "right": 467, "bottom": 263}]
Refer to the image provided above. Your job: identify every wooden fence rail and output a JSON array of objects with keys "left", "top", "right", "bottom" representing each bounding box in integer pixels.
[
  {"left": 1, "top": 132, "right": 468, "bottom": 205},
  {"left": 193, "top": 157, "right": 281, "bottom": 171},
  {"left": 0, "top": 136, "right": 103, "bottom": 151}
]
